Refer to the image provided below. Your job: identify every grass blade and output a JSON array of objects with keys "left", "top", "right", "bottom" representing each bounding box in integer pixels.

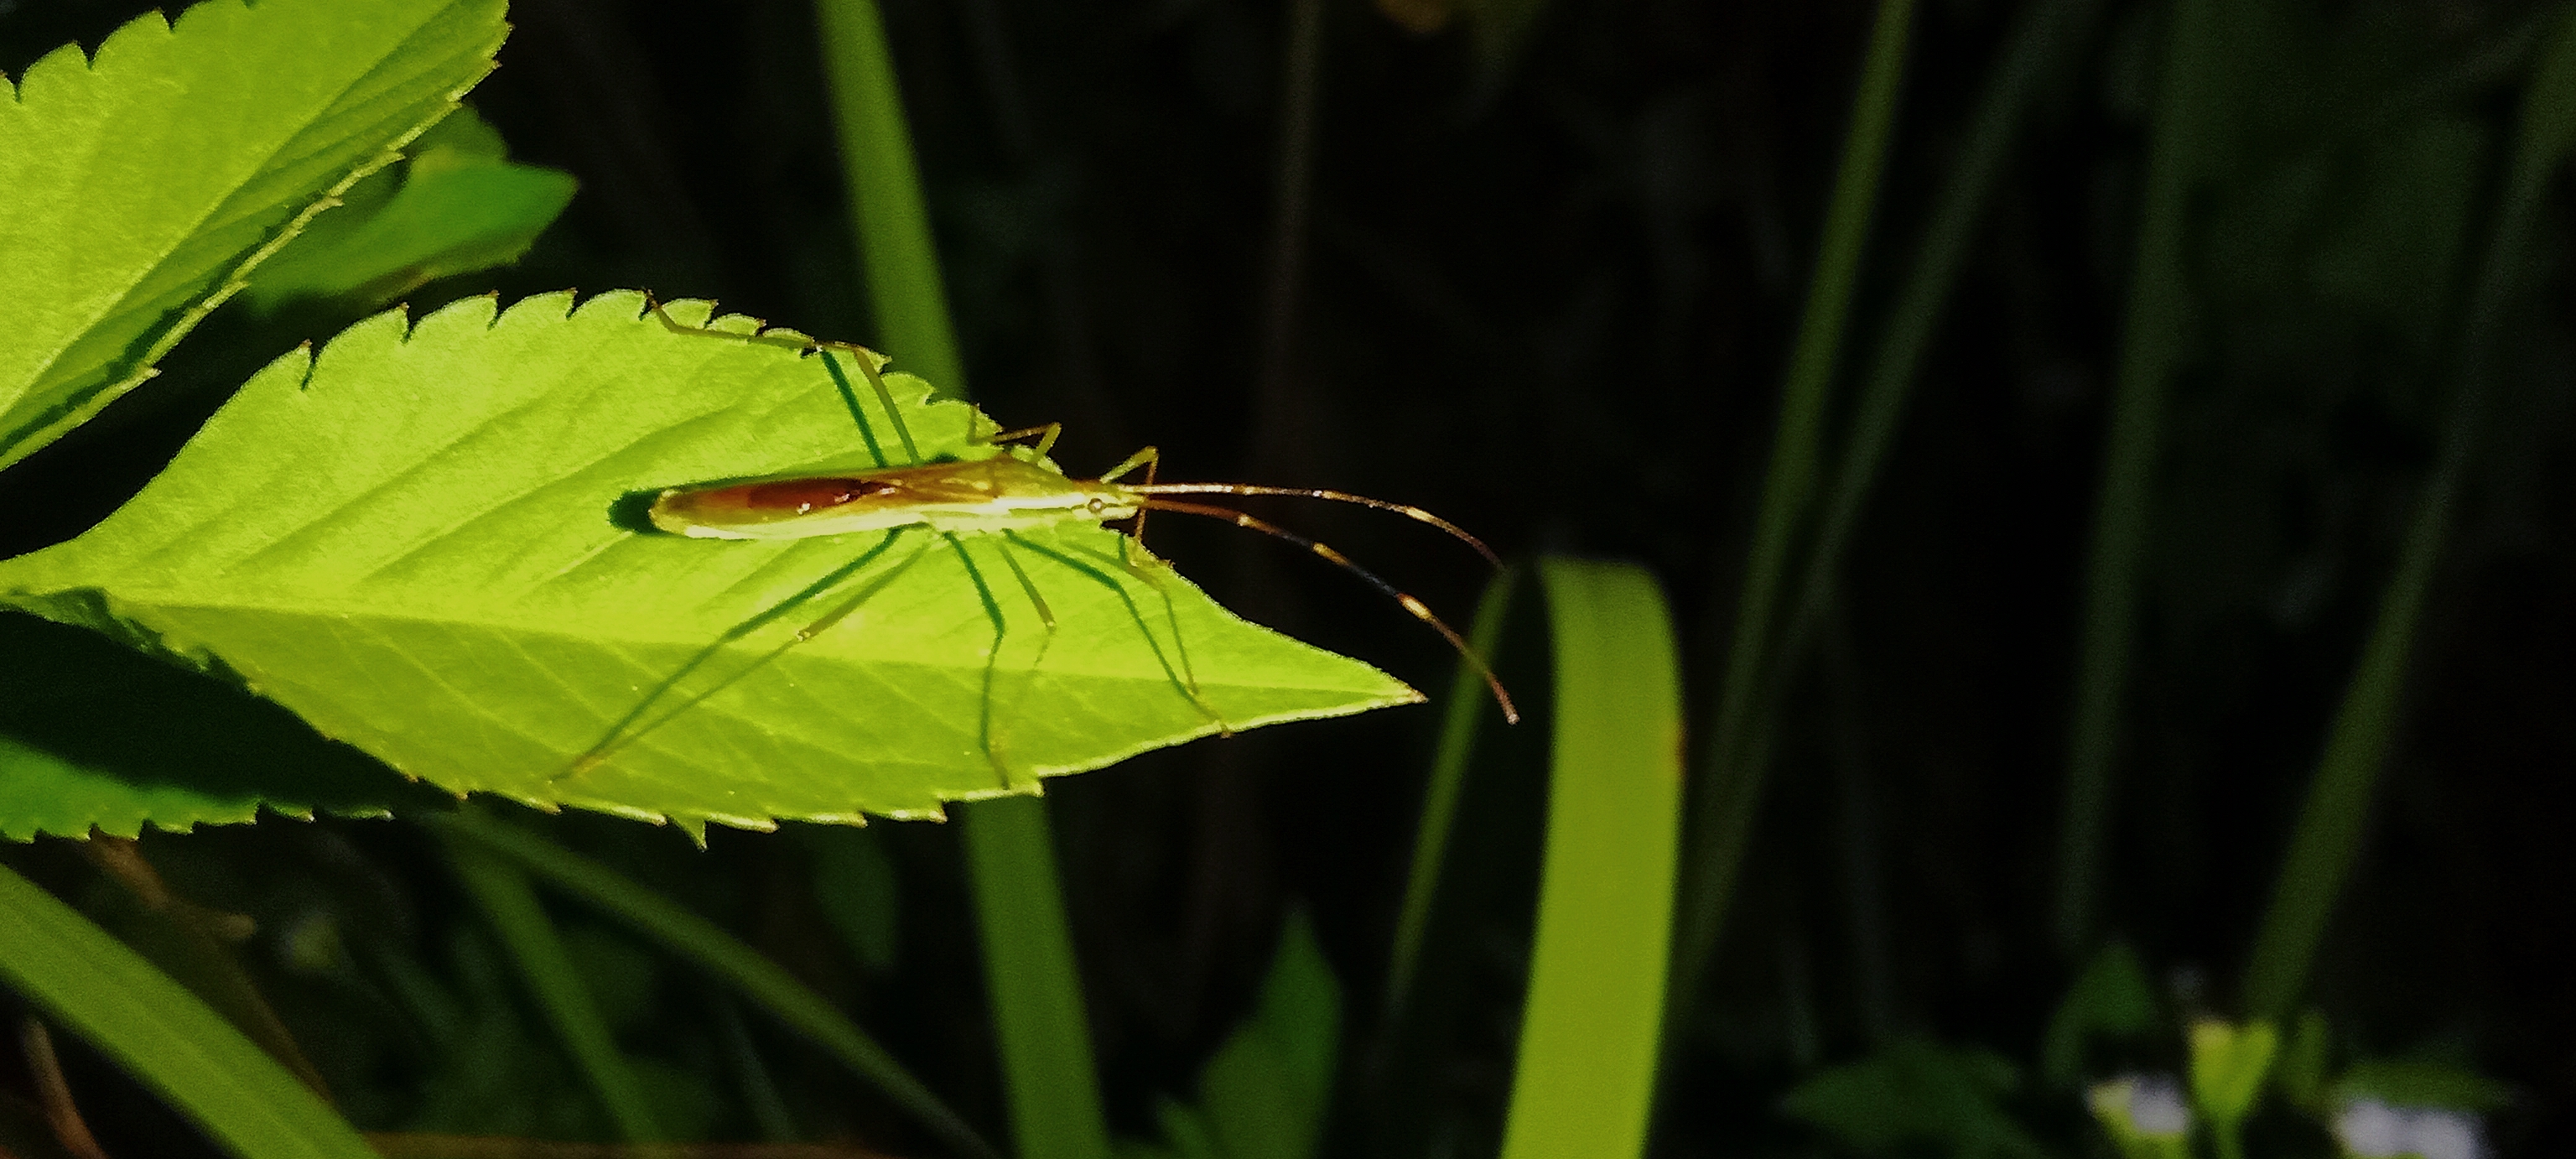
[
  {"left": 1676, "top": 0, "right": 1919, "bottom": 1016},
  {"left": 810, "top": 4, "right": 1113, "bottom": 1151},
  {"left": 962, "top": 798, "right": 1113, "bottom": 1159},
  {"left": 421, "top": 812, "right": 1000, "bottom": 1159},
  {"left": 2237, "top": 1, "right": 2576, "bottom": 1019},
  {"left": 445, "top": 837, "right": 663, "bottom": 1143},
  {"left": 1498, "top": 559, "right": 1683, "bottom": 1159},
  {"left": 1382, "top": 569, "right": 1518, "bottom": 1023},
  {"left": 1783, "top": 0, "right": 2103, "bottom": 688},
  {"left": 0, "top": 861, "right": 377, "bottom": 1159},
  {"left": 2053, "top": 0, "right": 2216, "bottom": 956},
  {"left": 814, "top": 0, "right": 965, "bottom": 393}
]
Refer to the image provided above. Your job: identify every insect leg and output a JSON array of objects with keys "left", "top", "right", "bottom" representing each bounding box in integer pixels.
[
  {"left": 983, "top": 423, "right": 1062, "bottom": 458},
  {"left": 1096, "top": 445, "right": 1161, "bottom": 485},
  {"left": 942, "top": 533, "right": 1022, "bottom": 791},
  {"left": 1005, "top": 531, "right": 1230, "bottom": 735},
  {"left": 1093, "top": 445, "right": 1164, "bottom": 563},
  {"left": 1093, "top": 449, "right": 1221, "bottom": 720},
  {"left": 561, "top": 531, "right": 925, "bottom": 780},
  {"left": 834, "top": 348, "right": 920, "bottom": 464},
  {"left": 984, "top": 533, "right": 1069, "bottom": 773}
]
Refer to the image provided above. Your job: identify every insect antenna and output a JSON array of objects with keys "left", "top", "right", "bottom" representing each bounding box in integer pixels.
[
  {"left": 1137, "top": 498, "right": 1518, "bottom": 724},
  {"left": 1128, "top": 483, "right": 1499, "bottom": 566}
]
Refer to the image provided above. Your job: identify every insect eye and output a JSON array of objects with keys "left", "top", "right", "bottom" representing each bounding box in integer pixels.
[{"left": 1088, "top": 497, "right": 1105, "bottom": 513}]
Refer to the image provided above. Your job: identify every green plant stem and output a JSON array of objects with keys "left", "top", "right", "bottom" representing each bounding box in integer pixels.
[
  {"left": 1382, "top": 569, "right": 1517, "bottom": 1023},
  {"left": 1498, "top": 559, "right": 1684, "bottom": 1159},
  {"left": 814, "top": 0, "right": 964, "bottom": 392},
  {"left": 423, "top": 813, "right": 999, "bottom": 1159},
  {"left": 2053, "top": 0, "right": 2215, "bottom": 957},
  {"left": 961, "top": 798, "right": 1112, "bottom": 1159},
  {"left": 1251, "top": 0, "right": 1327, "bottom": 447},
  {"left": 1782, "top": 0, "right": 2101, "bottom": 671},
  {"left": 2238, "top": 3, "right": 2576, "bottom": 1019},
  {"left": 1675, "top": 0, "right": 1917, "bottom": 1015},
  {"left": 0, "top": 862, "right": 377, "bottom": 1159},
  {"left": 446, "top": 838, "right": 663, "bottom": 1144},
  {"left": 812, "top": 5, "right": 1112, "bottom": 1151}
]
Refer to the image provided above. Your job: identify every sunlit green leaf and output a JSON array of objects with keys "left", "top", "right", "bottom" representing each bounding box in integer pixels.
[
  {"left": 0, "top": 0, "right": 507, "bottom": 470},
  {"left": 0, "top": 291, "right": 1420, "bottom": 834}
]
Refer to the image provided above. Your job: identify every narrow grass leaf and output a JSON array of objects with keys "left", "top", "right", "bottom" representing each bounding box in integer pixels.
[
  {"left": 0, "top": 0, "right": 506, "bottom": 470},
  {"left": 963, "top": 797, "right": 1112, "bottom": 1159},
  {"left": 2053, "top": 0, "right": 2216, "bottom": 955},
  {"left": 2238, "top": 0, "right": 2576, "bottom": 1019},
  {"left": 814, "top": 0, "right": 964, "bottom": 392},
  {"left": 0, "top": 862, "right": 377, "bottom": 1159},
  {"left": 447, "top": 838, "right": 664, "bottom": 1143},
  {"left": 1779, "top": 0, "right": 2103, "bottom": 731},
  {"left": 808, "top": 8, "right": 1114, "bottom": 1156},
  {"left": 1383, "top": 568, "right": 1516, "bottom": 1021},
  {"left": 1499, "top": 559, "right": 1682, "bottom": 1159},
  {"left": 423, "top": 810, "right": 1000, "bottom": 1159},
  {"left": 1678, "top": 0, "right": 1918, "bottom": 1020}
]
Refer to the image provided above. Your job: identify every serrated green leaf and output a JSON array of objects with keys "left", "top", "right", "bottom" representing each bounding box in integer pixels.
[
  {"left": 244, "top": 107, "right": 579, "bottom": 312},
  {"left": 0, "top": 0, "right": 508, "bottom": 470},
  {"left": 0, "top": 611, "right": 441, "bottom": 842},
  {"left": 0, "top": 291, "right": 1420, "bottom": 833}
]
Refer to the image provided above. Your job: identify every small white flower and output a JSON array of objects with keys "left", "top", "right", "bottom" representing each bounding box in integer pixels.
[
  {"left": 2334, "top": 1097, "right": 2488, "bottom": 1159},
  {"left": 2090, "top": 1073, "right": 2192, "bottom": 1140},
  {"left": 2405, "top": 1108, "right": 2487, "bottom": 1159},
  {"left": 2337, "top": 1098, "right": 2409, "bottom": 1156},
  {"left": 2125, "top": 1074, "right": 2192, "bottom": 1137}
]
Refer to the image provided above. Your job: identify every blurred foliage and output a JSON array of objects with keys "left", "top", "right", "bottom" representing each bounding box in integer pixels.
[
  {"left": 1781, "top": 1038, "right": 2046, "bottom": 1159},
  {"left": 1121, "top": 911, "right": 1338, "bottom": 1159}
]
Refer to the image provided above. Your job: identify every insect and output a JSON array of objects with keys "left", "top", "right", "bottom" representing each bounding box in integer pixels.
[{"left": 569, "top": 300, "right": 1515, "bottom": 789}]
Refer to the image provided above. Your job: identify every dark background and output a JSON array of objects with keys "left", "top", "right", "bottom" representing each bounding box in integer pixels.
[{"left": 2, "top": 0, "right": 2570, "bottom": 1155}]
